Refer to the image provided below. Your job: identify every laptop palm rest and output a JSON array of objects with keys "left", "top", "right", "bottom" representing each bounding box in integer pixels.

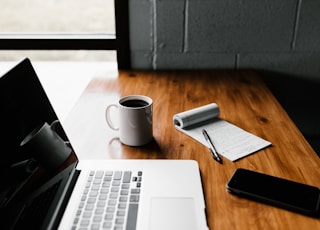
[{"left": 149, "top": 197, "right": 197, "bottom": 230}]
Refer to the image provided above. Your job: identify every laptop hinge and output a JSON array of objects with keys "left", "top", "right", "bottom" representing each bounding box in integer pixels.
[{"left": 45, "top": 166, "right": 81, "bottom": 230}]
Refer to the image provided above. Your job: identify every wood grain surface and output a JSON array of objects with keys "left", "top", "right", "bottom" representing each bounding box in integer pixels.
[{"left": 64, "top": 70, "right": 320, "bottom": 229}]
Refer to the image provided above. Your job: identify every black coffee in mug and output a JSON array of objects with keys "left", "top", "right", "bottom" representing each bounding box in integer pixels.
[{"left": 121, "top": 99, "right": 149, "bottom": 108}]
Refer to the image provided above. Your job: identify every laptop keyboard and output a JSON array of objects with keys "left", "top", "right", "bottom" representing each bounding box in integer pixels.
[{"left": 72, "top": 170, "right": 142, "bottom": 230}]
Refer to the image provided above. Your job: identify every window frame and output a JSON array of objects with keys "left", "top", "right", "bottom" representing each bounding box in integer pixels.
[{"left": 0, "top": 0, "right": 130, "bottom": 69}]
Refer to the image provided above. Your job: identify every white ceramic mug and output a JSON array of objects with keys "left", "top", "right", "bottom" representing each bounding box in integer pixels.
[{"left": 105, "top": 95, "right": 153, "bottom": 146}]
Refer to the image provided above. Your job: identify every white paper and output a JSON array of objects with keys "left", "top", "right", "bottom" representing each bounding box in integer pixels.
[{"left": 173, "top": 103, "right": 271, "bottom": 161}]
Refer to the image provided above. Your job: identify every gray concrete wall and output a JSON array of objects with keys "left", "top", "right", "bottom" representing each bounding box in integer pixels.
[{"left": 129, "top": 0, "right": 320, "bottom": 79}]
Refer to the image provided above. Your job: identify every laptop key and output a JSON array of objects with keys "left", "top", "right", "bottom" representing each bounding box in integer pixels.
[
  {"left": 130, "top": 195, "right": 139, "bottom": 203},
  {"left": 126, "top": 203, "right": 139, "bottom": 230},
  {"left": 95, "top": 171, "right": 104, "bottom": 178},
  {"left": 131, "top": 189, "right": 140, "bottom": 194},
  {"left": 105, "top": 214, "right": 114, "bottom": 220},
  {"left": 114, "top": 171, "right": 122, "bottom": 180},
  {"left": 122, "top": 184, "right": 130, "bottom": 189},
  {"left": 123, "top": 171, "right": 132, "bottom": 183},
  {"left": 95, "top": 208, "right": 104, "bottom": 215},
  {"left": 103, "top": 221, "right": 112, "bottom": 229},
  {"left": 91, "top": 224, "right": 100, "bottom": 230}
]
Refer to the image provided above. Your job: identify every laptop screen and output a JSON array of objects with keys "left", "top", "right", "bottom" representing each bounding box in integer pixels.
[{"left": 0, "top": 58, "right": 77, "bottom": 229}]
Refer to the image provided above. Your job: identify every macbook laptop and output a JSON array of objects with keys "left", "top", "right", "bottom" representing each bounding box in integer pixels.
[{"left": 0, "top": 58, "right": 208, "bottom": 230}]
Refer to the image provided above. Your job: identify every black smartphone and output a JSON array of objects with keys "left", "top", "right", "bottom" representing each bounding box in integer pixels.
[{"left": 226, "top": 168, "right": 320, "bottom": 217}]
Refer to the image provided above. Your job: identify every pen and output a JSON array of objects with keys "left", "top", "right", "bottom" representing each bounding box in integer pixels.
[{"left": 202, "top": 129, "right": 223, "bottom": 164}]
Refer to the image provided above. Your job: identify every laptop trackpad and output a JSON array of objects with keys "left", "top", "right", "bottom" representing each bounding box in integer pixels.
[{"left": 150, "top": 197, "right": 197, "bottom": 230}]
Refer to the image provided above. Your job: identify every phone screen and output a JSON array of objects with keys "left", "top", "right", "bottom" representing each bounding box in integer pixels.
[{"left": 226, "top": 168, "right": 320, "bottom": 216}]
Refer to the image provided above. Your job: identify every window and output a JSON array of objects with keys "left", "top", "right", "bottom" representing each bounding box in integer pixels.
[{"left": 0, "top": 0, "right": 130, "bottom": 69}]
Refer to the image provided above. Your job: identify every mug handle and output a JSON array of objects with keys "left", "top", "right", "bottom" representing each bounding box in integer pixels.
[
  {"left": 105, "top": 104, "right": 119, "bottom": 131},
  {"left": 49, "top": 120, "right": 70, "bottom": 145},
  {"left": 50, "top": 120, "right": 60, "bottom": 130}
]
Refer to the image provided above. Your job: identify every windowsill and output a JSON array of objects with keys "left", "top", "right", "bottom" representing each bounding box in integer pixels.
[
  {"left": 0, "top": 60, "right": 118, "bottom": 122},
  {"left": 0, "top": 33, "right": 116, "bottom": 39}
]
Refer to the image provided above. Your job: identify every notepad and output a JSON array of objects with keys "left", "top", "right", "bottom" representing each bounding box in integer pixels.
[{"left": 173, "top": 103, "right": 271, "bottom": 161}]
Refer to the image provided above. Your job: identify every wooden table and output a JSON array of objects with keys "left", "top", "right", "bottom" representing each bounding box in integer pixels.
[{"left": 64, "top": 70, "right": 320, "bottom": 229}]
